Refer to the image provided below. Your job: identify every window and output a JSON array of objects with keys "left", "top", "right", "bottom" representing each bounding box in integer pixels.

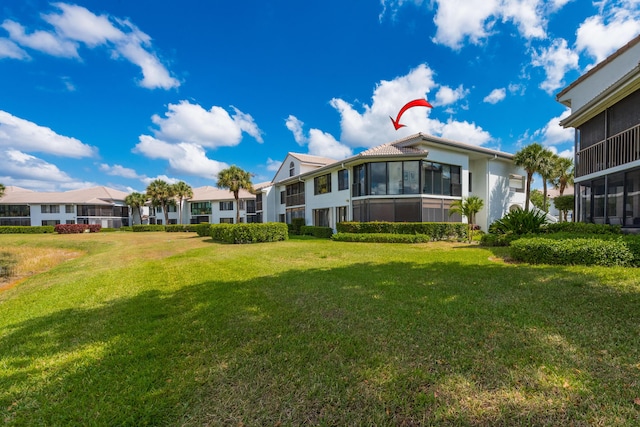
[
  {"left": 313, "top": 208, "right": 330, "bottom": 227},
  {"left": 65, "top": 205, "right": 74, "bottom": 214},
  {"left": 219, "top": 201, "right": 234, "bottom": 211},
  {"left": 314, "top": 173, "right": 332, "bottom": 195},
  {"left": 285, "top": 207, "right": 305, "bottom": 223},
  {"left": 190, "top": 202, "right": 211, "bottom": 215},
  {"left": 66, "top": 220, "right": 75, "bottom": 224},
  {"left": 468, "top": 172, "right": 473, "bottom": 193},
  {"left": 41, "top": 220, "right": 60, "bottom": 226},
  {"left": 41, "top": 205, "right": 60, "bottom": 214},
  {"left": 338, "top": 169, "right": 349, "bottom": 191},
  {"left": 422, "top": 162, "right": 462, "bottom": 196},
  {"left": 369, "top": 163, "right": 387, "bottom": 195},
  {"left": 0, "top": 205, "right": 30, "bottom": 217},
  {"left": 76, "top": 205, "right": 128, "bottom": 217},
  {"left": 285, "top": 182, "right": 305, "bottom": 206},
  {"left": 246, "top": 200, "right": 256, "bottom": 213},
  {"left": 352, "top": 164, "right": 366, "bottom": 197},
  {"left": 256, "top": 193, "right": 263, "bottom": 211},
  {"left": 388, "top": 162, "right": 402, "bottom": 195},
  {"left": 509, "top": 174, "right": 525, "bottom": 193},
  {"left": 289, "top": 161, "right": 295, "bottom": 177},
  {"left": 403, "top": 161, "right": 420, "bottom": 194},
  {"left": 167, "top": 204, "right": 177, "bottom": 213},
  {"left": 279, "top": 214, "right": 286, "bottom": 223},
  {"left": 336, "top": 206, "right": 348, "bottom": 223},
  {"left": 280, "top": 191, "right": 285, "bottom": 204}
]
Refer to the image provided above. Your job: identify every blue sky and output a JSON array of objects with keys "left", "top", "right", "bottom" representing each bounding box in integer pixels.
[{"left": 1, "top": 0, "right": 639, "bottom": 193}]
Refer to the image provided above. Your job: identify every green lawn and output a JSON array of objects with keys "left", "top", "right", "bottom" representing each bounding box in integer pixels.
[{"left": 1, "top": 233, "right": 639, "bottom": 426}]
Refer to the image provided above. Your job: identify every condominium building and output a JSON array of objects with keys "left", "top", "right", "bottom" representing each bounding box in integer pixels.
[{"left": 557, "top": 34, "right": 640, "bottom": 229}]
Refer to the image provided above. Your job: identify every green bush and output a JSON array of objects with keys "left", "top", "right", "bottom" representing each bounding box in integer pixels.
[
  {"left": 332, "top": 233, "right": 430, "bottom": 243},
  {"left": 290, "top": 218, "right": 306, "bottom": 235},
  {"left": 300, "top": 225, "right": 333, "bottom": 238},
  {"left": 0, "top": 226, "right": 55, "bottom": 234},
  {"left": 194, "top": 223, "right": 211, "bottom": 237},
  {"left": 119, "top": 226, "right": 133, "bottom": 232},
  {"left": 480, "top": 232, "right": 523, "bottom": 247},
  {"left": 132, "top": 224, "right": 166, "bottom": 232},
  {"left": 510, "top": 237, "right": 634, "bottom": 267},
  {"left": 622, "top": 234, "right": 640, "bottom": 267},
  {"left": 209, "top": 223, "right": 288, "bottom": 244},
  {"left": 489, "top": 208, "right": 548, "bottom": 235},
  {"left": 335, "top": 222, "right": 467, "bottom": 241},
  {"left": 543, "top": 222, "right": 621, "bottom": 235},
  {"left": 165, "top": 224, "right": 197, "bottom": 232}
]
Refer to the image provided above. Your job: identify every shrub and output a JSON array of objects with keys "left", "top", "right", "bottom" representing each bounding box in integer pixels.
[
  {"left": 100, "top": 227, "right": 118, "bottom": 232},
  {"left": 510, "top": 237, "right": 634, "bottom": 267},
  {"left": 195, "top": 223, "right": 211, "bottom": 237},
  {"left": 119, "top": 226, "right": 133, "bottom": 232},
  {"left": 165, "top": 224, "right": 197, "bottom": 232},
  {"left": 55, "top": 224, "right": 102, "bottom": 234},
  {"left": 209, "top": 223, "right": 288, "bottom": 244},
  {"left": 489, "top": 208, "right": 547, "bottom": 235},
  {"left": 622, "top": 234, "right": 640, "bottom": 267},
  {"left": 335, "top": 222, "right": 467, "bottom": 241},
  {"left": 0, "top": 226, "right": 55, "bottom": 234},
  {"left": 332, "top": 233, "right": 430, "bottom": 243},
  {"left": 132, "top": 225, "right": 166, "bottom": 232},
  {"left": 543, "top": 222, "right": 621, "bottom": 235},
  {"left": 290, "top": 218, "right": 306, "bottom": 235},
  {"left": 300, "top": 226, "right": 333, "bottom": 238}
]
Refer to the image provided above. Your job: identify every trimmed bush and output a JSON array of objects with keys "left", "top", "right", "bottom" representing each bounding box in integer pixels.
[
  {"left": 165, "top": 224, "right": 197, "bottom": 232},
  {"left": 119, "top": 226, "right": 133, "bottom": 232},
  {"left": 210, "top": 223, "right": 288, "bottom": 244},
  {"left": 290, "top": 218, "right": 306, "bottom": 235},
  {"left": 0, "top": 226, "right": 55, "bottom": 234},
  {"left": 335, "top": 221, "right": 467, "bottom": 241},
  {"left": 195, "top": 223, "right": 211, "bottom": 237},
  {"left": 543, "top": 222, "right": 621, "bottom": 235},
  {"left": 510, "top": 237, "right": 634, "bottom": 267},
  {"left": 55, "top": 224, "right": 101, "bottom": 234},
  {"left": 300, "top": 225, "right": 333, "bottom": 238},
  {"left": 332, "top": 233, "right": 430, "bottom": 243},
  {"left": 132, "top": 224, "right": 166, "bottom": 232}
]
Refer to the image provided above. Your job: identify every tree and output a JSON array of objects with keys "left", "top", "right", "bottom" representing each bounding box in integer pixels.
[
  {"left": 529, "top": 189, "right": 545, "bottom": 211},
  {"left": 125, "top": 192, "right": 147, "bottom": 225},
  {"left": 0, "top": 183, "right": 5, "bottom": 199},
  {"left": 171, "top": 181, "right": 193, "bottom": 225},
  {"left": 538, "top": 151, "right": 556, "bottom": 212},
  {"left": 216, "top": 165, "right": 253, "bottom": 224},
  {"left": 550, "top": 156, "right": 574, "bottom": 196},
  {"left": 554, "top": 195, "right": 575, "bottom": 222},
  {"left": 146, "top": 179, "right": 174, "bottom": 225},
  {"left": 513, "top": 143, "right": 547, "bottom": 211},
  {"left": 449, "top": 196, "right": 484, "bottom": 243}
]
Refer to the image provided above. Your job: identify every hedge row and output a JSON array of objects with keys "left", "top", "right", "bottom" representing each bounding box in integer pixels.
[
  {"left": 132, "top": 225, "right": 166, "bottom": 232},
  {"left": 510, "top": 237, "right": 636, "bottom": 267},
  {"left": 543, "top": 222, "right": 622, "bottom": 235},
  {"left": 0, "top": 226, "right": 55, "bottom": 234},
  {"left": 209, "top": 223, "right": 288, "bottom": 244},
  {"left": 165, "top": 224, "right": 199, "bottom": 232},
  {"left": 332, "top": 233, "right": 431, "bottom": 243},
  {"left": 54, "top": 224, "right": 101, "bottom": 234},
  {"left": 336, "top": 221, "right": 467, "bottom": 241},
  {"left": 300, "top": 225, "right": 333, "bottom": 238}
]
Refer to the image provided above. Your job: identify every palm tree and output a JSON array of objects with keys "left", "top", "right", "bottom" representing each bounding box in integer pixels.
[
  {"left": 449, "top": 196, "right": 484, "bottom": 243},
  {"left": 125, "top": 192, "right": 147, "bottom": 225},
  {"left": 171, "top": 181, "right": 193, "bottom": 225},
  {"left": 146, "top": 179, "right": 174, "bottom": 225},
  {"left": 0, "top": 183, "right": 5, "bottom": 199},
  {"left": 550, "top": 156, "right": 574, "bottom": 196},
  {"left": 216, "top": 165, "right": 253, "bottom": 224},
  {"left": 513, "top": 143, "right": 546, "bottom": 211},
  {"left": 538, "top": 151, "right": 556, "bottom": 212}
]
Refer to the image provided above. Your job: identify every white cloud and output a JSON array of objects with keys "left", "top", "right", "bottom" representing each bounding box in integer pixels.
[
  {"left": 0, "top": 149, "right": 73, "bottom": 182},
  {"left": 508, "top": 83, "right": 526, "bottom": 95},
  {"left": 533, "top": 109, "right": 574, "bottom": 146},
  {"left": 133, "top": 135, "right": 229, "bottom": 179},
  {"left": 7, "top": 3, "right": 179, "bottom": 90},
  {"left": 576, "top": 3, "right": 640, "bottom": 64},
  {"left": 0, "top": 37, "right": 30, "bottom": 59},
  {"left": 531, "top": 38, "right": 579, "bottom": 93},
  {"left": 1, "top": 19, "right": 78, "bottom": 58},
  {"left": 307, "top": 129, "right": 352, "bottom": 159},
  {"left": 483, "top": 87, "right": 506, "bottom": 104},
  {"left": 151, "top": 101, "right": 263, "bottom": 147},
  {"left": 440, "top": 119, "right": 492, "bottom": 145},
  {"left": 433, "top": 85, "right": 468, "bottom": 106},
  {"left": 266, "top": 158, "right": 282, "bottom": 172},
  {"left": 140, "top": 175, "right": 179, "bottom": 186},
  {"left": 99, "top": 163, "right": 141, "bottom": 179},
  {"left": 0, "top": 110, "right": 96, "bottom": 158},
  {"left": 285, "top": 115, "right": 307, "bottom": 145}
]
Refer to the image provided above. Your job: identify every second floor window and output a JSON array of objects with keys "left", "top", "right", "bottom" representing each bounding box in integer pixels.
[
  {"left": 314, "top": 173, "right": 332, "bottom": 195},
  {"left": 338, "top": 169, "right": 349, "bottom": 191},
  {"left": 41, "top": 204, "right": 60, "bottom": 214},
  {"left": 220, "top": 201, "right": 234, "bottom": 211}
]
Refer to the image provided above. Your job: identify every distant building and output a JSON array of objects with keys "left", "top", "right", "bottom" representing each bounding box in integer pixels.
[
  {"left": 556, "top": 34, "right": 640, "bottom": 229},
  {"left": 256, "top": 133, "right": 527, "bottom": 231}
]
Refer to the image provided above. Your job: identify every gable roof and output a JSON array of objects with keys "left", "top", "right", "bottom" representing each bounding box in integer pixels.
[
  {"left": 288, "top": 153, "right": 337, "bottom": 166},
  {"left": 190, "top": 186, "right": 255, "bottom": 202},
  {"left": 0, "top": 186, "right": 129, "bottom": 205}
]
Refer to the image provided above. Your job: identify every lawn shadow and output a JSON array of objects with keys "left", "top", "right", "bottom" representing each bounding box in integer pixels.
[{"left": 1, "top": 258, "right": 639, "bottom": 425}]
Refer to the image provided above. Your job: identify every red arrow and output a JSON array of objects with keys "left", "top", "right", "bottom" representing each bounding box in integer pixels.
[{"left": 390, "top": 99, "right": 433, "bottom": 130}]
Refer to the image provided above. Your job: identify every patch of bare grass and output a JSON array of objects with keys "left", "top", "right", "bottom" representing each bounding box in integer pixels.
[{"left": 0, "top": 247, "right": 83, "bottom": 291}]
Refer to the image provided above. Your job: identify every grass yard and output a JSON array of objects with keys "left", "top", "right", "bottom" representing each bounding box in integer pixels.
[{"left": 1, "top": 232, "right": 639, "bottom": 426}]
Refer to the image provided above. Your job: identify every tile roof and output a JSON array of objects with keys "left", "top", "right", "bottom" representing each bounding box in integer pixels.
[
  {"left": 190, "top": 186, "right": 255, "bottom": 202},
  {"left": 357, "top": 142, "right": 427, "bottom": 157},
  {"left": 0, "top": 186, "right": 129, "bottom": 205},
  {"left": 288, "top": 153, "right": 337, "bottom": 165}
]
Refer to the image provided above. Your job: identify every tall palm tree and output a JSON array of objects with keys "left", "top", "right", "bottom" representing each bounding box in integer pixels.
[
  {"left": 171, "top": 181, "right": 193, "bottom": 225},
  {"left": 550, "top": 156, "right": 574, "bottom": 196},
  {"left": 146, "top": 179, "right": 174, "bottom": 225},
  {"left": 449, "top": 196, "right": 484, "bottom": 243},
  {"left": 0, "top": 183, "right": 5, "bottom": 199},
  {"left": 217, "top": 165, "right": 253, "bottom": 224},
  {"left": 538, "top": 151, "right": 556, "bottom": 212},
  {"left": 513, "top": 143, "right": 546, "bottom": 211},
  {"left": 125, "top": 192, "right": 148, "bottom": 225}
]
